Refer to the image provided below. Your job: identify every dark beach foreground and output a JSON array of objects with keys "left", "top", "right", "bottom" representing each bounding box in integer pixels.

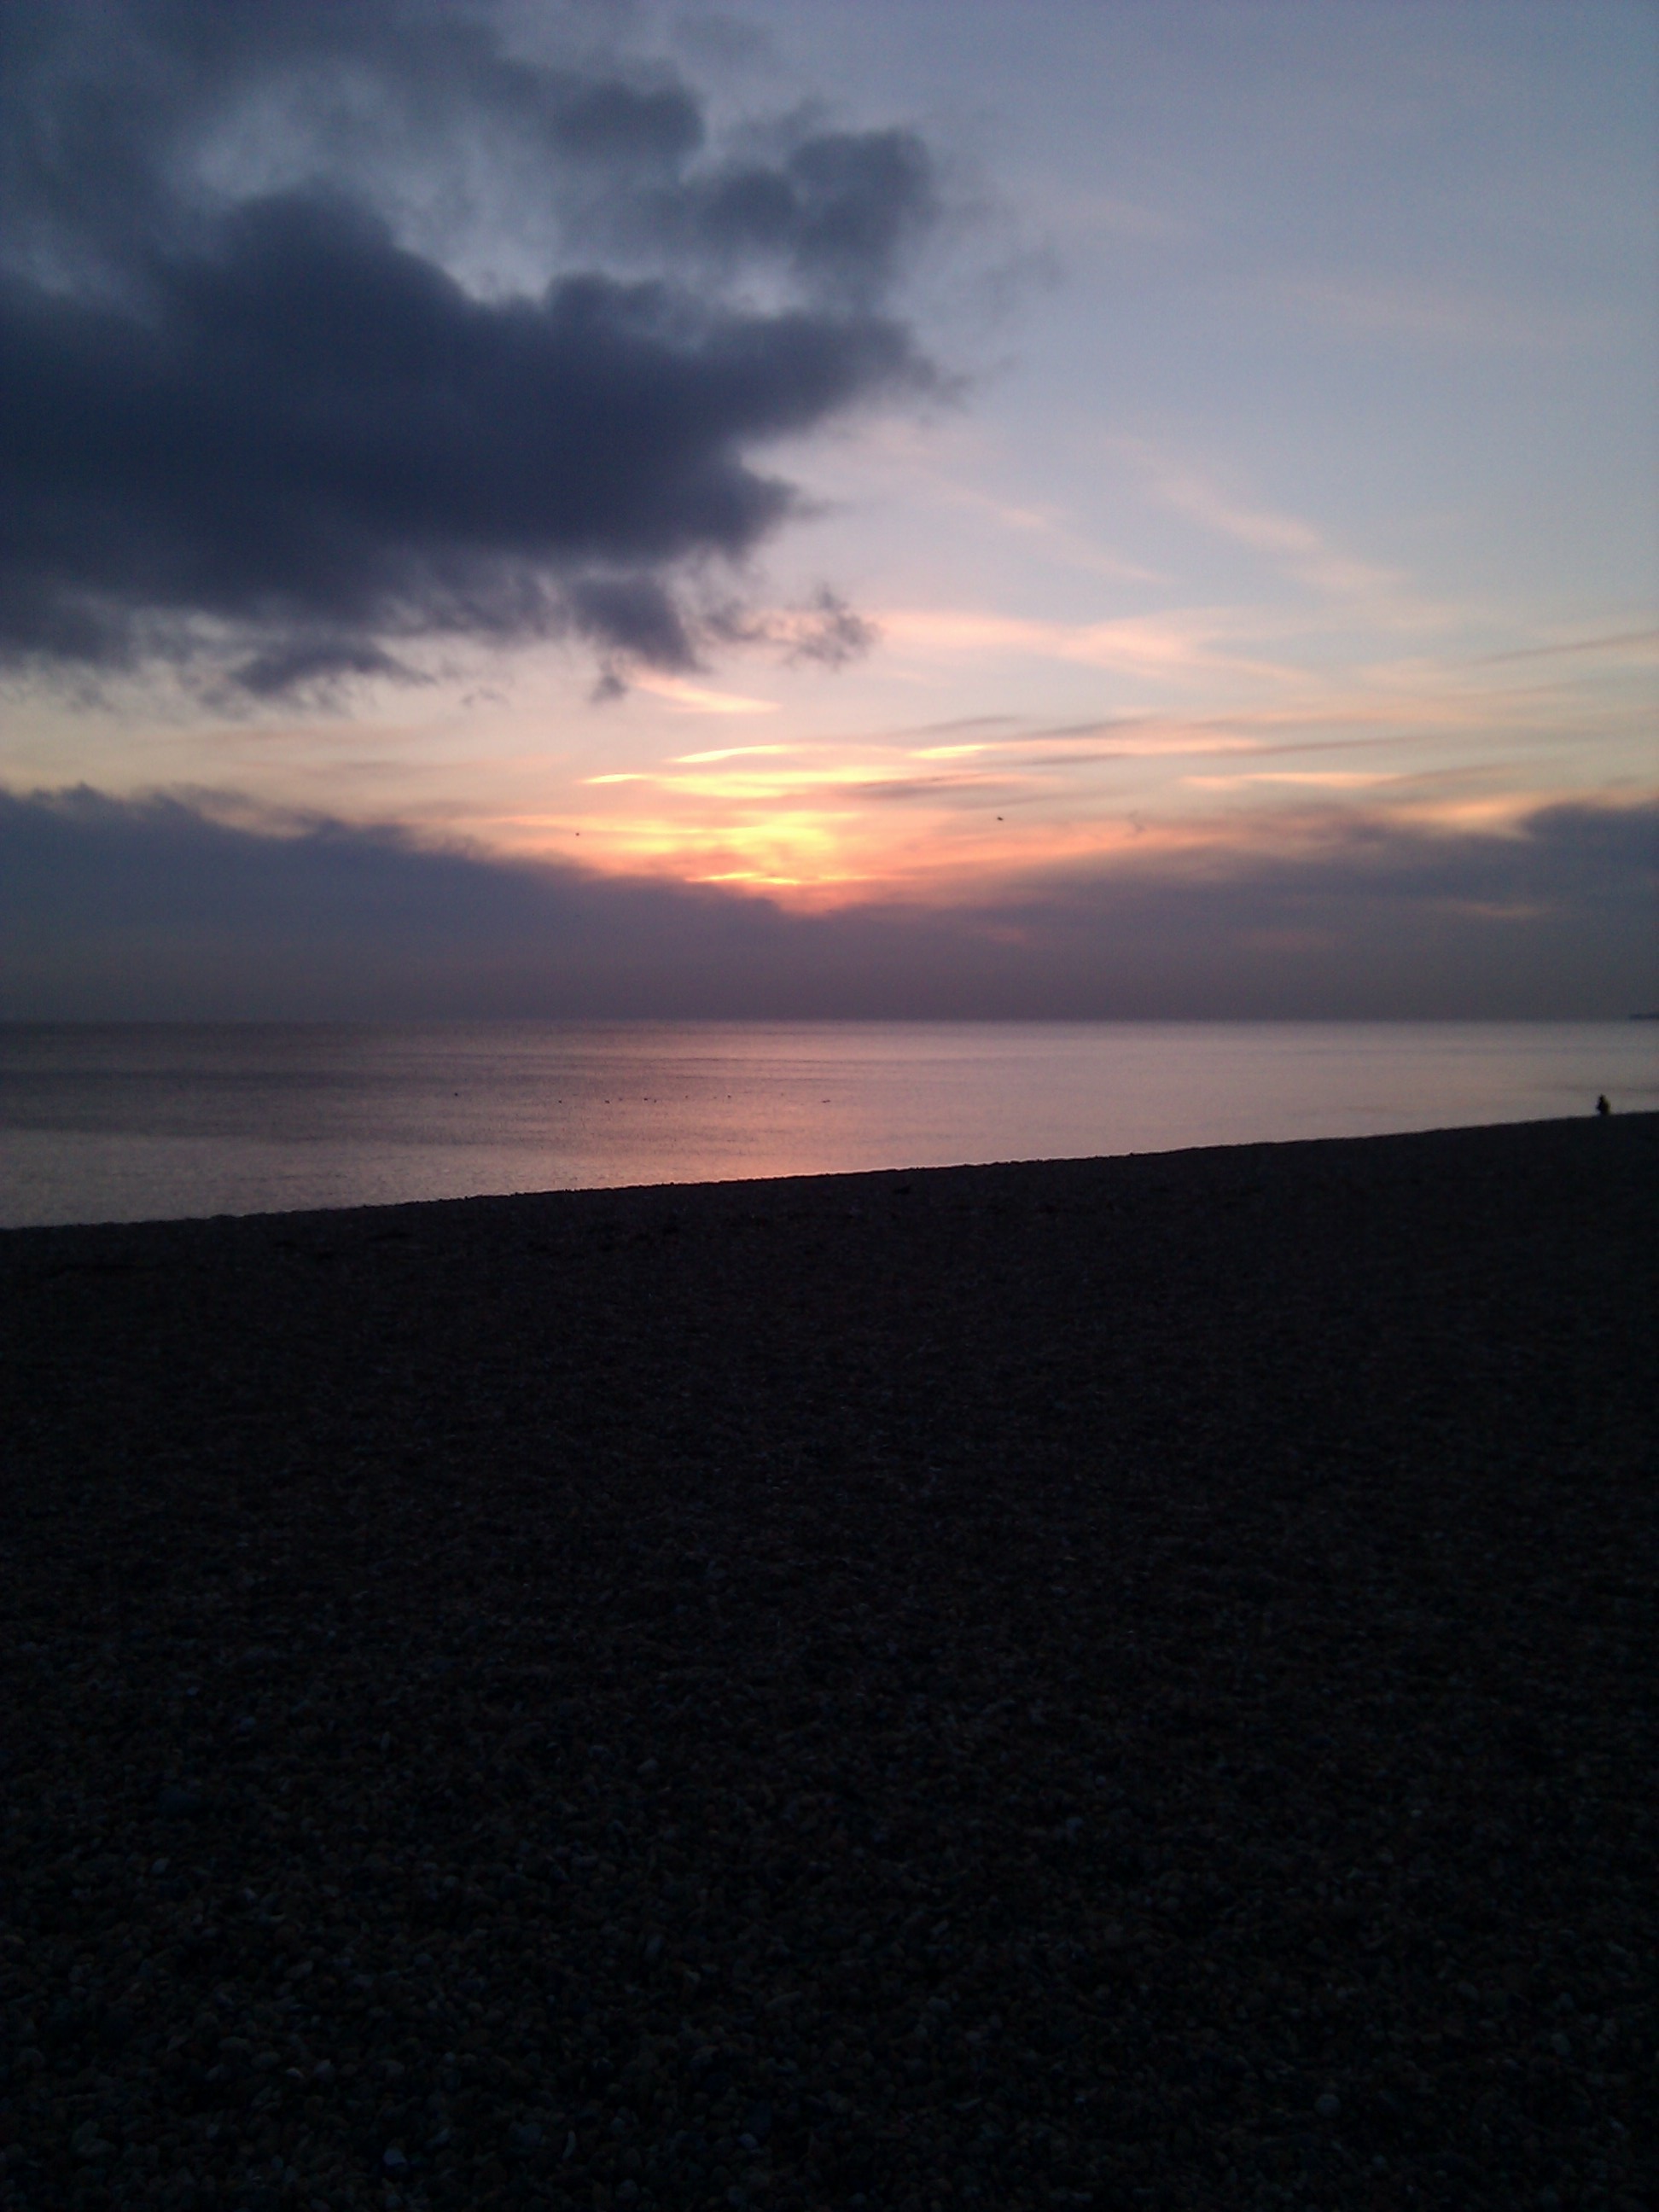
[{"left": 1, "top": 1117, "right": 1654, "bottom": 2212}]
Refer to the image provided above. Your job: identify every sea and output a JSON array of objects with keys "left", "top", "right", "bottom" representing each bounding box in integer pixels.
[{"left": 1, "top": 1021, "right": 1653, "bottom": 1230}]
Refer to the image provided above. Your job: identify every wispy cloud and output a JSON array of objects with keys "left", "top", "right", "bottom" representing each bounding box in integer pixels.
[
  {"left": 671, "top": 744, "right": 797, "bottom": 765},
  {"left": 1467, "top": 628, "right": 1659, "bottom": 667},
  {"left": 880, "top": 607, "right": 1304, "bottom": 684},
  {"left": 1034, "top": 185, "right": 1196, "bottom": 245},
  {"left": 1132, "top": 451, "right": 1402, "bottom": 602},
  {"left": 628, "top": 676, "right": 781, "bottom": 714},
  {"left": 1283, "top": 278, "right": 1615, "bottom": 352},
  {"left": 922, "top": 724, "right": 1269, "bottom": 761},
  {"left": 1185, "top": 771, "right": 1395, "bottom": 789},
  {"left": 921, "top": 486, "right": 1167, "bottom": 585}
]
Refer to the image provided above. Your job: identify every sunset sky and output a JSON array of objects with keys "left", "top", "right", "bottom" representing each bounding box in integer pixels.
[{"left": 2, "top": 0, "right": 1655, "bottom": 1015}]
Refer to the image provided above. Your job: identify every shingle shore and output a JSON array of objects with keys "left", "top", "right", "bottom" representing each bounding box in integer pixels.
[{"left": 1, "top": 1115, "right": 1654, "bottom": 2212}]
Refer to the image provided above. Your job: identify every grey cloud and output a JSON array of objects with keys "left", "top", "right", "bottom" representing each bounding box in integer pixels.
[
  {"left": 507, "top": 68, "right": 707, "bottom": 170},
  {"left": 649, "top": 125, "right": 937, "bottom": 295},
  {"left": 231, "top": 636, "right": 424, "bottom": 700},
  {"left": 782, "top": 588, "right": 880, "bottom": 668},
  {"left": 2, "top": 787, "right": 1651, "bottom": 1020},
  {"left": 707, "top": 586, "right": 879, "bottom": 668},
  {"left": 0, "top": 0, "right": 937, "bottom": 694},
  {"left": 0, "top": 193, "right": 923, "bottom": 679},
  {"left": 565, "top": 575, "right": 699, "bottom": 672},
  {"left": 1, "top": 1, "right": 704, "bottom": 273}
]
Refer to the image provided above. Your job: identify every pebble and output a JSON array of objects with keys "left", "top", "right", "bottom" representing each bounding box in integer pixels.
[{"left": 0, "top": 1119, "right": 1651, "bottom": 2212}]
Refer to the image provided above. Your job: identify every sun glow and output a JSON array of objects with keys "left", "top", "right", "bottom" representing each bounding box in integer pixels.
[{"left": 468, "top": 627, "right": 1659, "bottom": 901}]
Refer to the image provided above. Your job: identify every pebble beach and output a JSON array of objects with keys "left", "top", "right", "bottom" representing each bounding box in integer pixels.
[{"left": 1, "top": 1114, "right": 1654, "bottom": 2212}]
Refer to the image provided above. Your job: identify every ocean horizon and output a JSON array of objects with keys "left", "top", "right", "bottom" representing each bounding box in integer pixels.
[{"left": 3, "top": 1017, "right": 1654, "bottom": 1231}]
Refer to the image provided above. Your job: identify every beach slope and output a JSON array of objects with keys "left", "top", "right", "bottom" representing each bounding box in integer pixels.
[{"left": 2, "top": 1115, "right": 1655, "bottom": 2209}]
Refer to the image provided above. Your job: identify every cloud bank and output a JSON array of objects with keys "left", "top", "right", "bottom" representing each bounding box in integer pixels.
[
  {"left": 3, "top": 786, "right": 1652, "bottom": 1020},
  {"left": 0, "top": 0, "right": 938, "bottom": 695}
]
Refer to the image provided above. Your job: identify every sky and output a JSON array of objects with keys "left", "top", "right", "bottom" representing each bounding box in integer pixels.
[{"left": 2, "top": 0, "right": 1655, "bottom": 1017}]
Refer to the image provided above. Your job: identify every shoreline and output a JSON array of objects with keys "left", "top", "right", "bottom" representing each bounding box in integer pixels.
[
  {"left": 6, "top": 1008, "right": 1654, "bottom": 1236},
  {"left": 2, "top": 1106, "right": 1648, "bottom": 1243},
  {"left": 3, "top": 1115, "right": 1655, "bottom": 2210}
]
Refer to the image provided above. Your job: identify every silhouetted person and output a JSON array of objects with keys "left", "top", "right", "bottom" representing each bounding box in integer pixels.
[{"left": 1597, "top": 1094, "right": 1611, "bottom": 1116}]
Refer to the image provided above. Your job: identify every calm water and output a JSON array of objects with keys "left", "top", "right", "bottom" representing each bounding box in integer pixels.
[{"left": 1, "top": 1022, "right": 1653, "bottom": 1229}]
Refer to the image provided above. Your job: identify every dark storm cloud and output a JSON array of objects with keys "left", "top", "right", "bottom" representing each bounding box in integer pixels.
[
  {"left": 3, "top": 788, "right": 1652, "bottom": 1020},
  {"left": 0, "top": 0, "right": 937, "bottom": 693}
]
